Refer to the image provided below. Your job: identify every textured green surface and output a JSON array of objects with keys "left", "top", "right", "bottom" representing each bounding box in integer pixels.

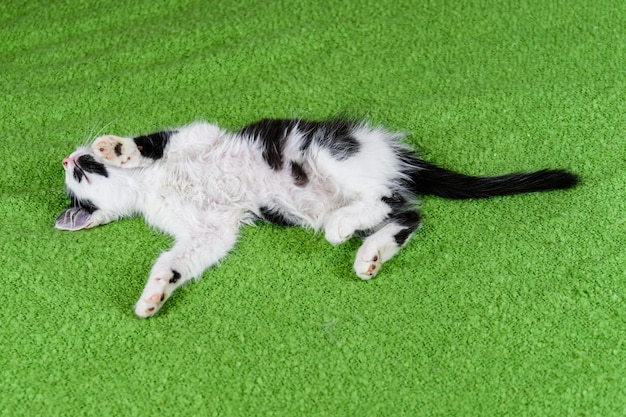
[{"left": 1, "top": 1, "right": 625, "bottom": 416}]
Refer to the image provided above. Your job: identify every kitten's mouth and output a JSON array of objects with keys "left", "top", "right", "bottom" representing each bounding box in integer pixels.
[{"left": 63, "top": 156, "right": 91, "bottom": 184}]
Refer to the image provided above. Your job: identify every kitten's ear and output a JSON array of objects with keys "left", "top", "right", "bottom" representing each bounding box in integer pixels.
[{"left": 54, "top": 207, "right": 100, "bottom": 231}]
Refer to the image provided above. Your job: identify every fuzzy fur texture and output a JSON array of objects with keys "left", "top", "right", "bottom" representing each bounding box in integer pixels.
[{"left": 55, "top": 118, "right": 578, "bottom": 317}]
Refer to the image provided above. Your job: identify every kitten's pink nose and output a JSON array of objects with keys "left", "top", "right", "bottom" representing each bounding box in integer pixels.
[{"left": 62, "top": 157, "right": 71, "bottom": 168}]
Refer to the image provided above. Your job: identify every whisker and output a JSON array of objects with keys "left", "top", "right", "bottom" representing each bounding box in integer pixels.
[{"left": 80, "top": 119, "right": 117, "bottom": 148}]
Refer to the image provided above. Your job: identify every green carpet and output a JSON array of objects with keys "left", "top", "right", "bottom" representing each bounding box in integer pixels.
[{"left": 2, "top": 0, "right": 625, "bottom": 415}]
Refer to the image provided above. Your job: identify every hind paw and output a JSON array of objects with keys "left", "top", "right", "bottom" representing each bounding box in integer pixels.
[
  {"left": 354, "top": 250, "right": 382, "bottom": 280},
  {"left": 324, "top": 215, "right": 359, "bottom": 245}
]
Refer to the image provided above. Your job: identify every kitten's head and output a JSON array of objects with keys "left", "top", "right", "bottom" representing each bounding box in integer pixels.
[{"left": 55, "top": 148, "right": 124, "bottom": 231}]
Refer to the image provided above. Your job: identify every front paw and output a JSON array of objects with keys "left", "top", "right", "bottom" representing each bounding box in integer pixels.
[
  {"left": 134, "top": 271, "right": 180, "bottom": 318},
  {"left": 92, "top": 135, "right": 140, "bottom": 167},
  {"left": 135, "top": 290, "right": 167, "bottom": 318}
]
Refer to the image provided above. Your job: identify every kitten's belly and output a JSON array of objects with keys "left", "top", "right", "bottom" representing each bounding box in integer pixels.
[
  {"left": 258, "top": 173, "right": 344, "bottom": 230},
  {"left": 146, "top": 162, "right": 343, "bottom": 231}
]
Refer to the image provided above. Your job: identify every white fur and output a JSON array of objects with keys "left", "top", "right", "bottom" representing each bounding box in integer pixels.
[{"left": 58, "top": 120, "right": 421, "bottom": 317}]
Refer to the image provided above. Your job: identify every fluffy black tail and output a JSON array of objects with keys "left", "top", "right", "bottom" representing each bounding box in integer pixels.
[{"left": 410, "top": 161, "right": 579, "bottom": 199}]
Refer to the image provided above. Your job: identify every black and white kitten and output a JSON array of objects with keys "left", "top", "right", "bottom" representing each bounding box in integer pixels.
[{"left": 55, "top": 118, "right": 578, "bottom": 317}]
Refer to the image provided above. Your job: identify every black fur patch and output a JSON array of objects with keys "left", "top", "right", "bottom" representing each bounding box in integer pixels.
[
  {"left": 239, "top": 118, "right": 362, "bottom": 170},
  {"left": 133, "top": 130, "right": 175, "bottom": 160},
  {"left": 382, "top": 193, "right": 408, "bottom": 209},
  {"left": 73, "top": 168, "right": 84, "bottom": 183},
  {"left": 169, "top": 270, "right": 181, "bottom": 284},
  {"left": 391, "top": 210, "right": 422, "bottom": 245},
  {"left": 299, "top": 118, "right": 361, "bottom": 160},
  {"left": 239, "top": 119, "right": 292, "bottom": 170},
  {"left": 77, "top": 155, "right": 109, "bottom": 177},
  {"left": 391, "top": 210, "right": 421, "bottom": 228},
  {"left": 67, "top": 190, "right": 99, "bottom": 213},
  {"left": 259, "top": 206, "right": 295, "bottom": 226},
  {"left": 393, "top": 227, "right": 414, "bottom": 246},
  {"left": 382, "top": 194, "right": 422, "bottom": 246},
  {"left": 290, "top": 161, "right": 309, "bottom": 186}
]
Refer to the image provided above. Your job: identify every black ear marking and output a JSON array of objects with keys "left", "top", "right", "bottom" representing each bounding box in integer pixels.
[
  {"left": 68, "top": 190, "right": 99, "bottom": 213},
  {"left": 55, "top": 191, "right": 101, "bottom": 230}
]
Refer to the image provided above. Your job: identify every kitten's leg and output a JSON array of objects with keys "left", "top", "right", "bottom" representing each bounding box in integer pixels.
[
  {"left": 92, "top": 135, "right": 146, "bottom": 167},
  {"left": 134, "top": 226, "right": 239, "bottom": 318},
  {"left": 324, "top": 199, "right": 391, "bottom": 245},
  {"left": 92, "top": 130, "right": 172, "bottom": 168},
  {"left": 353, "top": 209, "right": 421, "bottom": 280}
]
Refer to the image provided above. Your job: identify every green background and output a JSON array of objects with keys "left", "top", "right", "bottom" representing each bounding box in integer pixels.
[{"left": 1, "top": 1, "right": 625, "bottom": 415}]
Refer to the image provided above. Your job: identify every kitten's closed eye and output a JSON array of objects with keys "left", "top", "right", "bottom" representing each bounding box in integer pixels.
[{"left": 76, "top": 155, "right": 108, "bottom": 177}]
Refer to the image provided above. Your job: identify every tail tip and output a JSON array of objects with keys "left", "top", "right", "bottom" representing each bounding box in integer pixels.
[{"left": 551, "top": 169, "right": 580, "bottom": 189}]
